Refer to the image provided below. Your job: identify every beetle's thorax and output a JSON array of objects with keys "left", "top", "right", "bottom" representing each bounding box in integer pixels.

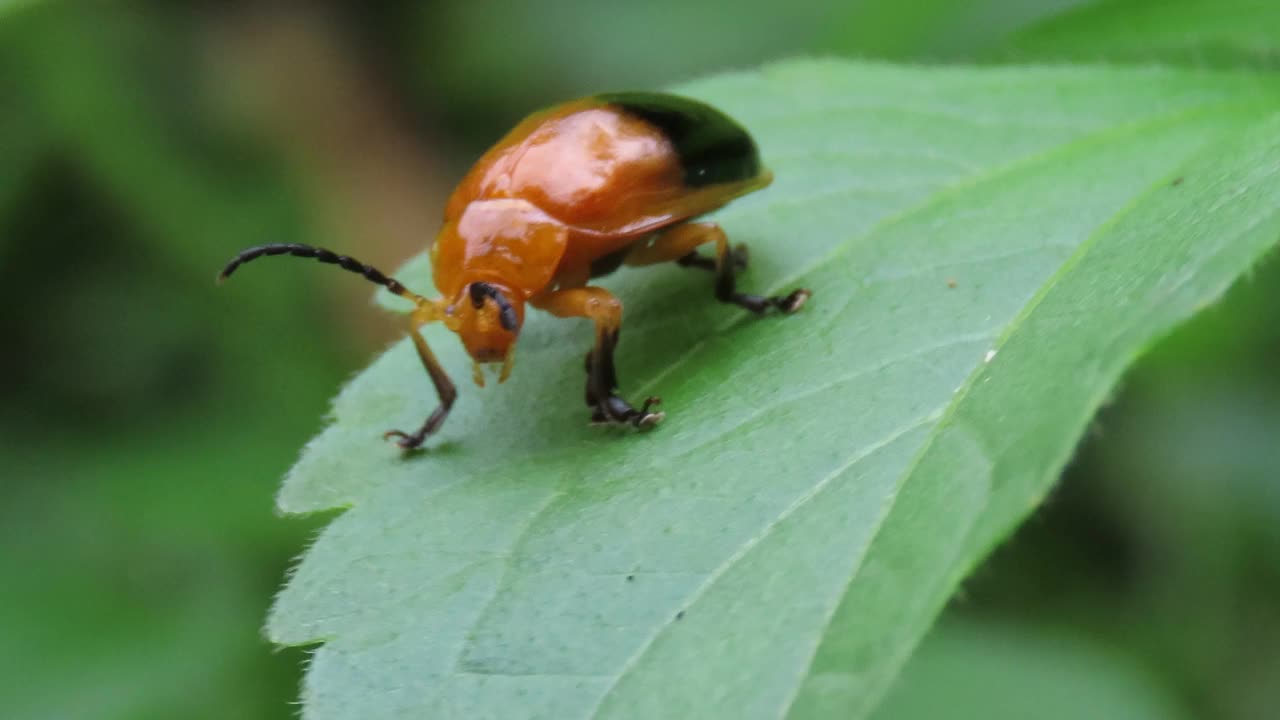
[{"left": 432, "top": 198, "right": 569, "bottom": 300}]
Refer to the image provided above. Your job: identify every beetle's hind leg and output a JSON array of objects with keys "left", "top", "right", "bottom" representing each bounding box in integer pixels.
[
  {"left": 531, "top": 287, "right": 663, "bottom": 429},
  {"left": 674, "top": 243, "right": 747, "bottom": 274},
  {"left": 625, "top": 222, "right": 809, "bottom": 313}
]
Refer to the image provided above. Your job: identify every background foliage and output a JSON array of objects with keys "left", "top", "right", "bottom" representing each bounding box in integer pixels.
[{"left": 1, "top": 1, "right": 1276, "bottom": 719}]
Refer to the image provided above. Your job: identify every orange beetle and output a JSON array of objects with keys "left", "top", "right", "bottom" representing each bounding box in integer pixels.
[{"left": 220, "top": 93, "right": 810, "bottom": 449}]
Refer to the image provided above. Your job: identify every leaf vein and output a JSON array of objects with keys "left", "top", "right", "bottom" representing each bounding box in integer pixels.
[{"left": 587, "top": 412, "right": 937, "bottom": 716}]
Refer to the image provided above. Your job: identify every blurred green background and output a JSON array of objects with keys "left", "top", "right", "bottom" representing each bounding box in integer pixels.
[{"left": 1, "top": 2, "right": 1276, "bottom": 718}]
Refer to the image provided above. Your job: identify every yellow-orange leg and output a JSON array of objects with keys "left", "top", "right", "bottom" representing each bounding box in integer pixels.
[
  {"left": 383, "top": 304, "right": 458, "bottom": 450},
  {"left": 626, "top": 221, "right": 810, "bottom": 313},
  {"left": 530, "top": 286, "right": 663, "bottom": 428}
]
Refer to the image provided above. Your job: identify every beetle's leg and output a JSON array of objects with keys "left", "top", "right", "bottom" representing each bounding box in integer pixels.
[
  {"left": 216, "top": 242, "right": 459, "bottom": 448},
  {"left": 625, "top": 221, "right": 810, "bottom": 314},
  {"left": 383, "top": 303, "right": 458, "bottom": 450},
  {"left": 530, "top": 287, "right": 663, "bottom": 429}
]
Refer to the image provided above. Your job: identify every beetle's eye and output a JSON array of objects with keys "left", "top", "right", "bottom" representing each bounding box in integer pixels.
[
  {"left": 496, "top": 300, "right": 518, "bottom": 332},
  {"left": 466, "top": 282, "right": 518, "bottom": 332}
]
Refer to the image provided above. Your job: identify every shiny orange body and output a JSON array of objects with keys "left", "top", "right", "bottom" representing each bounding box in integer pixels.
[
  {"left": 436, "top": 100, "right": 771, "bottom": 292},
  {"left": 429, "top": 98, "right": 770, "bottom": 363},
  {"left": 221, "top": 93, "right": 805, "bottom": 449}
]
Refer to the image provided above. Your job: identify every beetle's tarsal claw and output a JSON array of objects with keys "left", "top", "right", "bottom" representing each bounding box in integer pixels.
[
  {"left": 383, "top": 429, "right": 424, "bottom": 450},
  {"left": 778, "top": 288, "right": 811, "bottom": 314},
  {"left": 633, "top": 409, "right": 665, "bottom": 429},
  {"left": 631, "top": 396, "right": 664, "bottom": 428},
  {"left": 587, "top": 404, "right": 664, "bottom": 428}
]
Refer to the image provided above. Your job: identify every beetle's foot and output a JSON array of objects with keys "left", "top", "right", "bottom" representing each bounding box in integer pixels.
[
  {"left": 634, "top": 396, "right": 664, "bottom": 427},
  {"left": 775, "top": 288, "right": 811, "bottom": 314},
  {"left": 730, "top": 243, "right": 750, "bottom": 273},
  {"left": 730, "top": 287, "right": 813, "bottom": 315},
  {"left": 590, "top": 396, "right": 664, "bottom": 429},
  {"left": 383, "top": 429, "right": 427, "bottom": 450}
]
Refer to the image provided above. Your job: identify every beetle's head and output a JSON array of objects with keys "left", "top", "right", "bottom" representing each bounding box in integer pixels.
[{"left": 445, "top": 281, "right": 525, "bottom": 385}]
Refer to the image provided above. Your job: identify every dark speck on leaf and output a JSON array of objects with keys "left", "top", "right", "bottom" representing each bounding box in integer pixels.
[
  {"left": 1172, "top": 177, "right": 1185, "bottom": 186},
  {"left": 676, "top": 610, "right": 685, "bottom": 620},
  {"left": 626, "top": 575, "right": 635, "bottom": 582},
  {"left": 946, "top": 278, "right": 958, "bottom": 289}
]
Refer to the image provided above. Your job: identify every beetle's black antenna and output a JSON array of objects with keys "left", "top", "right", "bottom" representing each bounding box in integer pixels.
[
  {"left": 469, "top": 282, "right": 518, "bottom": 331},
  {"left": 218, "top": 243, "right": 420, "bottom": 301}
]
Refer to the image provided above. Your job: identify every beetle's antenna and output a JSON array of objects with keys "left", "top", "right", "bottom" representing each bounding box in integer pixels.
[
  {"left": 218, "top": 243, "right": 426, "bottom": 303},
  {"left": 468, "top": 282, "right": 518, "bottom": 331}
]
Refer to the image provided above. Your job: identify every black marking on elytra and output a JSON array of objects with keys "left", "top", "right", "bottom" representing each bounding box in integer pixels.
[{"left": 599, "top": 92, "right": 762, "bottom": 188}]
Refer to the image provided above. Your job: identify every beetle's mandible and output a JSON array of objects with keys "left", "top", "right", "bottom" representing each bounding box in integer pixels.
[{"left": 220, "top": 92, "right": 811, "bottom": 449}]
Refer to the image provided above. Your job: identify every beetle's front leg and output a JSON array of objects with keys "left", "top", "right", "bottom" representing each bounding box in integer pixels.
[
  {"left": 585, "top": 326, "right": 663, "bottom": 427},
  {"left": 383, "top": 304, "right": 458, "bottom": 450},
  {"left": 531, "top": 286, "right": 663, "bottom": 429}
]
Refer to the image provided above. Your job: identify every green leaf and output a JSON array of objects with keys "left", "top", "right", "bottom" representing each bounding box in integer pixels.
[
  {"left": 872, "top": 620, "right": 1191, "bottom": 720},
  {"left": 0, "top": 0, "right": 39, "bottom": 19},
  {"left": 269, "top": 60, "right": 1280, "bottom": 718},
  {"left": 1003, "top": 0, "right": 1280, "bottom": 68}
]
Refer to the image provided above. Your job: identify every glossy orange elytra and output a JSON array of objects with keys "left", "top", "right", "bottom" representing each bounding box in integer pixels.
[{"left": 220, "top": 93, "right": 810, "bottom": 449}]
